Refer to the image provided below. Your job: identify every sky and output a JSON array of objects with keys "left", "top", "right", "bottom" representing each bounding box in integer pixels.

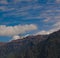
[{"left": 0, "top": 0, "right": 60, "bottom": 42}]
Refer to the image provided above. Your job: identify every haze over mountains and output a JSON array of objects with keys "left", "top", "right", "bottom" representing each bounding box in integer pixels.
[{"left": 0, "top": 30, "right": 60, "bottom": 58}]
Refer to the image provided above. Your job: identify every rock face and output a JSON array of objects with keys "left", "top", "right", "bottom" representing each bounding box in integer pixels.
[
  {"left": 0, "top": 30, "right": 60, "bottom": 58},
  {"left": 37, "top": 30, "right": 60, "bottom": 58},
  {"left": 0, "top": 42, "right": 5, "bottom": 46},
  {"left": 47, "top": 30, "right": 60, "bottom": 58}
]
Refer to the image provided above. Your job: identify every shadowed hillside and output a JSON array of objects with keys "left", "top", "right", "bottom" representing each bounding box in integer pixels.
[{"left": 0, "top": 30, "right": 60, "bottom": 58}]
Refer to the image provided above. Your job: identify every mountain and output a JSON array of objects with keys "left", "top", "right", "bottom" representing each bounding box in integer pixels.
[
  {"left": 0, "top": 35, "right": 48, "bottom": 58},
  {"left": 0, "top": 42, "right": 5, "bottom": 46},
  {"left": 0, "top": 30, "right": 60, "bottom": 58},
  {"left": 37, "top": 30, "right": 60, "bottom": 58}
]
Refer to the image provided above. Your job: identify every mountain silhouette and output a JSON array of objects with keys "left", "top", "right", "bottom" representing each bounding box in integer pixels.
[{"left": 0, "top": 30, "right": 60, "bottom": 58}]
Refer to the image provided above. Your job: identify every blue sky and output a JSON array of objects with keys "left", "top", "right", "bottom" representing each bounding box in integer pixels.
[{"left": 0, "top": 0, "right": 60, "bottom": 42}]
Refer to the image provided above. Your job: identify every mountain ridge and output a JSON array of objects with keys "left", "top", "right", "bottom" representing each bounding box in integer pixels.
[{"left": 0, "top": 30, "right": 60, "bottom": 58}]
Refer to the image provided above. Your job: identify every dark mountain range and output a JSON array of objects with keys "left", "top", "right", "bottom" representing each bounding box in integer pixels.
[
  {"left": 37, "top": 30, "right": 60, "bottom": 58},
  {"left": 0, "top": 30, "right": 60, "bottom": 58},
  {"left": 0, "top": 42, "right": 5, "bottom": 46}
]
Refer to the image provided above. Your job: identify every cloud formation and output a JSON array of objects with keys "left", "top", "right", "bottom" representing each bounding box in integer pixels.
[
  {"left": 0, "top": 24, "right": 37, "bottom": 36},
  {"left": 56, "top": 0, "right": 60, "bottom": 3},
  {"left": 0, "top": 0, "right": 60, "bottom": 36},
  {"left": 35, "top": 29, "right": 57, "bottom": 35},
  {"left": 35, "top": 21, "right": 60, "bottom": 35},
  {"left": 35, "top": 30, "right": 50, "bottom": 35},
  {"left": 12, "top": 35, "right": 23, "bottom": 40},
  {"left": 0, "top": 0, "right": 8, "bottom": 4}
]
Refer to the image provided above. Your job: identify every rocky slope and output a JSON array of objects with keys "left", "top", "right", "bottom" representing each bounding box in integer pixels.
[{"left": 0, "top": 30, "right": 60, "bottom": 58}]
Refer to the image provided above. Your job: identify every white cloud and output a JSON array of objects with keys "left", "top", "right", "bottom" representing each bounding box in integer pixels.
[
  {"left": 0, "top": 0, "right": 32, "bottom": 4},
  {"left": 0, "top": 0, "right": 8, "bottom": 4},
  {"left": 35, "top": 29, "right": 56, "bottom": 35},
  {"left": 12, "top": 35, "right": 23, "bottom": 40},
  {"left": 14, "top": 0, "right": 31, "bottom": 2},
  {"left": 53, "top": 21, "right": 60, "bottom": 27},
  {"left": 12, "top": 35, "right": 20, "bottom": 40},
  {"left": 9, "top": 35, "right": 23, "bottom": 41},
  {"left": 35, "top": 21, "right": 60, "bottom": 35},
  {"left": 52, "top": 21, "right": 60, "bottom": 32},
  {"left": 11, "top": 34, "right": 31, "bottom": 41},
  {"left": 23, "top": 34, "right": 30, "bottom": 37},
  {"left": 43, "top": 19, "right": 51, "bottom": 22},
  {"left": 0, "top": 24, "right": 37, "bottom": 36},
  {"left": 56, "top": 0, "right": 60, "bottom": 3},
  {"left": 35, "top": 30, "right": 50, "bottom": 35}
]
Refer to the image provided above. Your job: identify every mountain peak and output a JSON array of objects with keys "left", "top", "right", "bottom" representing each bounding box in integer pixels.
[{"left": 47, "top": 30, "right": 60, "bottom": 44}]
